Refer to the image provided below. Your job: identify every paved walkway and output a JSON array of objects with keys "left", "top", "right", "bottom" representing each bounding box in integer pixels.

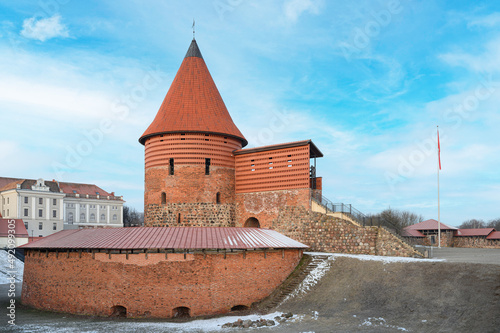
[{"left": 428, "top": 247, "right": 500, "bottom": 265}]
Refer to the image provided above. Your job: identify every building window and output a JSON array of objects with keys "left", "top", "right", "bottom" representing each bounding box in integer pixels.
[
  {"left": 38, "top": 209, "right": 43, "bottom": 217},
  {"left": 113, "top": 214, "right": 117, "bottom": 221},
  {"left": 39, "top": 198, "right": 43, "bottom": 205},
  {"left": 68, "top": 212, "right": 73, "bottom": 223},
  {"left": 24, "top": 208, "right": 29, "bottom": 217},
  {"left": 53, "top": 198, "right": 57, "bottom": 205},
  {"left": 24, "top": 196, "right": 28, "bottom": 204},
  {"left": 53, "top": 210, "right": 57, "bottom": 218},
  {"left": 53, "top": 223, "right": 57, "bottom": 231},
  {"left": 216, "top": 192, "right": 221, "bottom": 204},
  {"left": 24, "top": 222, "right": 28, "bottom": 230},
  {"left": 169, "top": 158, "right": 174, "bottom": 175},
  {"left": 90, "top": 213, "right": 95, "bottom": 222},
  {"left": 7, "top": 197, "right": 9, "bottom": 204},
  {"left": 7, "top": 209, "right": 9, "bottom": 216},
  {"left": 205, "top": 158, "right": 211, "bottom": 175},
  {"left": 177, "top": 213, "right": 181, "bottom": 224},
  {"left": 100, "top": 214, "right": 105, "bottom": 221},
  {"left": 80, "top": 213, "right": 85, "bottom": 221},
  {"left": 38, "top": 222, "right": 43, "bottom": 230},
  {"left": 161, "top": 192, "right": 166, "bottom": 205}
]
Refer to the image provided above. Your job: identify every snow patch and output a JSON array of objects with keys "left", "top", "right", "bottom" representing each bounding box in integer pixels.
[
  {"left": 305, "top": 252, "right": 446, "bottom": 263},
  {"left": 360, "top": 317, "right": 408, "bottom": 331},
  {"left": 281, "top": 256, "right": 334, "bottom": 304},
  {"left": 0, "top": 250, "right": 24, "bottom": 284}
]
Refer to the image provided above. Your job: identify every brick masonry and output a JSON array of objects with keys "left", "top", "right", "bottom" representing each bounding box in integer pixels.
[{"left": 21, "top": 249, "right": 302, "bottom": 318}]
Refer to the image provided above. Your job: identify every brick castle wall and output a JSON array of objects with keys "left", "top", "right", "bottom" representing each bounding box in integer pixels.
[
  {"left": 235, "top": 189, "right": 311, "bottom": 228},
  {"left": 22, "top": 249, "right": 302, "bottom": 318},
  {"left": 145, "top": 165, "right": 236, "bottom": 226}
]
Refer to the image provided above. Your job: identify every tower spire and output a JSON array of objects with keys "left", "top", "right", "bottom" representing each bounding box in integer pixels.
[{"left": 192, "top": 19, "right": 195, "bottom": 40}]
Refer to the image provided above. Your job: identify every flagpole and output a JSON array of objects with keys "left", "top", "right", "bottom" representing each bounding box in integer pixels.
[{"left": 437, "top": 126, "right": 441, "bottom": 248}]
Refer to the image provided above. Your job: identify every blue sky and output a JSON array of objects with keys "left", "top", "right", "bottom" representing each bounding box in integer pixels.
[{"left": 1, "top": 0, "right": 499, "bottom": 226}]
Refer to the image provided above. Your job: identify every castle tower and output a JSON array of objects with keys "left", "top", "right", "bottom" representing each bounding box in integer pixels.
[{"left": 139, "top": 39, "right": 247, "bottom": 226}]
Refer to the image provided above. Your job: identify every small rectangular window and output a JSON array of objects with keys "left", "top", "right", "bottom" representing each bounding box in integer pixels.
[
  {"left": 169, "top": 158, "right": 174, "bottom": 175},
  {"left": 39, "top": 198, "right": 43, "bottom": 205},
  {"left": 53, "top": 198, "right": 57, "bottom": 205},
  {"left": 7, "top": 209, "right": 9, "bottom": 215},
  {"left": 53, "top": 223, "right": 57, "bottom": 231},
  {"left": 39, "top": 209, "right": 43, "bottom": 217},
  {"left": 24, "top": 222, "right": 28, "bottom": 230},
  {"left": 24, "top": 196, "right": 28, "bottom": 204},
  {"left": 7, "top": 197, "right": 9, "bottom": 204},
  {"left": 24, "top": 208, "right": 28, "bottom": 217},
  {"left": 38, "top": 222, "right": 43, "bottom": 230},
  {"left": 53, "top": 210, "right": 57, "bottom": 218},
  {"left": 205, "top": 158, "right": 211, "bottom": 175}
]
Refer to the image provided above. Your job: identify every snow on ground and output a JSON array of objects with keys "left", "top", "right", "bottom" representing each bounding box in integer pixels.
[
  {"left": 281, "top": 256, "right": 335, "bottom": 304},
  {"left": 359, "top": 317, "right": 409, "bottom": 331},
  {"left": 0, "top": 249, "right": 24, "bottom": 284},
  {"left": 305, "top": 252, "right": 446, "bottom": 263},
  {"left": 17, "top": 312, "right": 286, "bottom": 333}
]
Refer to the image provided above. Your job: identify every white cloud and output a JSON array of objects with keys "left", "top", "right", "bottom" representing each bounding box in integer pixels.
[
  {"left": 467, "top": 12, "right": 500, "bottom": 28},
  {"left": 283, "top": 0, "right": 322, "bottom": 23},
  {"left": 20, "top": 15, "right": 69, "bottom": 42}
]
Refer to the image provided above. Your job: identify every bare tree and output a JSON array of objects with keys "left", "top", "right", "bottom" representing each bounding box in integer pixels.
[
  {"left": 458, "top": 219, "right": 486, "bottom": 229},
  {"left": 369, "top": 208, "right": 425, "bottom": 233},
  {"left": 123, "top": 206, "right": 144, "bottom": 227},
  {"left": 486, "top": 218, "right": 500, "bottom": 230}
]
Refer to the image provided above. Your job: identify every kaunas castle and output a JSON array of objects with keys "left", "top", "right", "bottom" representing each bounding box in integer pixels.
[{"left": 20, "top": 38, "right": 416, "bottom": 319}]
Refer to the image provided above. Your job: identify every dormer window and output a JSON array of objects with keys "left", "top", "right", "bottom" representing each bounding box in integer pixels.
[
  {"left": 96, "top": 192, "right": 99, "bottom": 195},
  {"left": 73, "top": 190, "right": 77, "bottom": 194}
]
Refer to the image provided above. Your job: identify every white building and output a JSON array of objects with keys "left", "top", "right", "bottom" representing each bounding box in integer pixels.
[{"left": 0, "top": 177, "right": 124, "bottom": 238}]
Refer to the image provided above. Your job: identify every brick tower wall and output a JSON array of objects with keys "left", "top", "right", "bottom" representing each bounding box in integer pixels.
[
  {"left": 144, "top": 133, "right": 242, "bottom": 226},
  {"left": 21, "top": 249, "right": 303, "bottom": 318}
]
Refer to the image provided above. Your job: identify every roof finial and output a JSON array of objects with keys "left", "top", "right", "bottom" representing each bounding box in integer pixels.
[{"left": 192, "top": 19, "right": 195, "bottom": 40}]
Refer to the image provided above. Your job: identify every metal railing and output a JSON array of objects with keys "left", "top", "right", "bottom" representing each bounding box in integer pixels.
[{"left": 312, "top": 195, "right": 402, "bottom": 234}]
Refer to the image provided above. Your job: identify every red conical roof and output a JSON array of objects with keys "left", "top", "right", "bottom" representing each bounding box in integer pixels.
[{"left": 139, "top": 39, "right": 247, "bottom": 146}]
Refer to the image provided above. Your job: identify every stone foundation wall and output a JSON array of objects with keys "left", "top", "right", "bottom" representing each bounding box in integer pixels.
[
  {"left": 453, "top": 237, "right": 500, "bottom": 249},
  {"left": 22, "top": 249, "right": 302, "bottom": 318},
  {"left": 145, "top": 203, "right": 235, "bottom": 227}
]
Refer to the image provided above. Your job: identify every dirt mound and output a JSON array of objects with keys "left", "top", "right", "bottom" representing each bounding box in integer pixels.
[{"left": 276, "top": 257, "right": 500, "bottom": 332}]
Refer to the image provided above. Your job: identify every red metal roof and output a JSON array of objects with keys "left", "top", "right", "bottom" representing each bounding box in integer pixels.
[
  {"left": 234, "top": 140, "right": 323, "bottom": 158},
  {"left": 139, "top": 39, "right": 247, "bottom": 146},
  {"left": 486, "top": 231, "right": 500, "bottom": 240},
  {"left": 20, "top": 227, "right": 308, "bottom": 250},
  {"left": 401, "top": 229, "right": 425, "bottom": 237},
  {"left": 405, "top": 219, "right": 457, "bottom": 231},
  {"left": 455, "top": 228, "right": 495, "bottom": 237},
  {"left": 0, "top": 219, "right": 28, "bottom": 238}
]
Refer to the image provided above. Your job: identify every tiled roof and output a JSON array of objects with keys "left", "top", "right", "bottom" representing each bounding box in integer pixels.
[
  {"left": 401, "top": 229, "right": 425, "bottom": 237},
  {"left": 234, "top": 140, "right": 324, "bottom": 158},
  {"left": 0, "top": 177, "right": 23, "bottom": 190},
  {"left": 0, "top": 219, "right": 28, "bottom": 238},
  {"left": 21, "top": 179, "right": 60, "bottom": 192},
  {"left": 0, "top": 179, "right": 25, "bottom": 192},
  {"left": 455, "top": 228, "right": 495, "bottom": 237},
  {"left": 58, "top": 182, "right": 111, "bottom": 196},
  {"left": 405, "top": 219, "right": 457, "bottom": 231},
  {"left": 139, "top": 39, "right": 247, "bottom": 146},
  {"left": 20, "top": 227, "right": 308, "bottom": 250},
  {"left": 486, "top": 231, "right": 500, "bottom": 240}
]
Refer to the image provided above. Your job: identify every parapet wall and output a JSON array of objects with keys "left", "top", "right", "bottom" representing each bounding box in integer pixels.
[{"left": 22, "top": 249, "right": 302, "bottom": 318}]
